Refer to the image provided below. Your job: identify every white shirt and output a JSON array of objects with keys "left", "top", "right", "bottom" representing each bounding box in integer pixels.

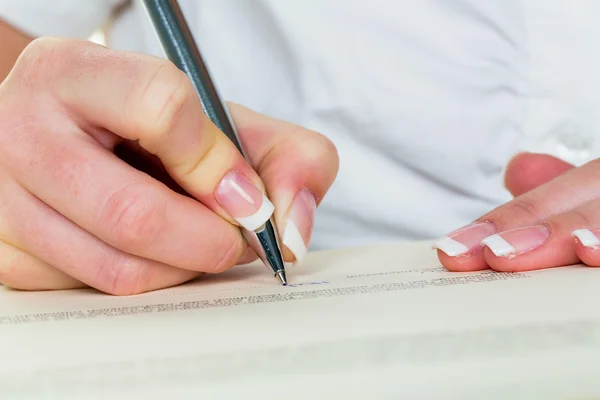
[{"left": 3, "top": 0, "right": 600, "bottom": 251}]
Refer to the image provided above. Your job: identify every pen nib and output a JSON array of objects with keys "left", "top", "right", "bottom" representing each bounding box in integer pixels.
[{"left": 275, "top": 270, "right": 287, "bottom": 286}]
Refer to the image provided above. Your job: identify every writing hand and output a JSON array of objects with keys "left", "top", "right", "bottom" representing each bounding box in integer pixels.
[{"left": 0, "top": 38, "right": 338, "bottom": 294}]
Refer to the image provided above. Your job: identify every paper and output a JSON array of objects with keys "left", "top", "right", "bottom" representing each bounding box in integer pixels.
[{"left": 2, "top": 241, "right": 600, "bottom": 399}]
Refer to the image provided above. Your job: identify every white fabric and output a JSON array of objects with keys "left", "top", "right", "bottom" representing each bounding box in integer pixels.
[
  {"left": 2, "top": 0, "right": 600, "bottom": 251},
  {"left": 0, "top": 0, "right": 124, "bottom": 38}
]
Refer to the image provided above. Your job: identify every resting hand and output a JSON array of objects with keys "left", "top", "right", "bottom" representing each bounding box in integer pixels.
[
  {"left": 435, "top": 152, "right": 600, "bottom": 272},
  {"left": 0, "top": 38, "right": 338, "bottom": 294}
]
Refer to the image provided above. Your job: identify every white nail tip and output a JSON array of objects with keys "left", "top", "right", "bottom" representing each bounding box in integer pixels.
[
  {"left": 235, "top": 194, "right": 274, "bottom": 231},
  {"left": 480, "top": 234, "right": 516, "bottom": 257},
  {"left": 282, "top": 220, "right": 307, "bottom": 264},
  {"left": 572, "top": 229, "right": 600, "bottom": 248},
  {"left": 432, "top": 237, "right": 469, "bottom": 256}
]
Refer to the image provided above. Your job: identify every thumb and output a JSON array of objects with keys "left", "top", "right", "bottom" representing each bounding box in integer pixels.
[{"left": 504, "top": 152, "right": 575, "bottom": 197}]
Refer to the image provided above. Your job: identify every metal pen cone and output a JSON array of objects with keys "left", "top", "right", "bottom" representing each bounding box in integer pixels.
[
  {"left": 275, "top": 270, "right": 287, "bottom": 286},
  {"left": 255, "top": 221, "right": 286, "bottom": 278}
]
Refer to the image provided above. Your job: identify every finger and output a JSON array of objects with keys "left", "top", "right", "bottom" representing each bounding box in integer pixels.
[
  {"left": 1, "top": 182, "right": 201, "bottom": 295},
  {"left": 0, "top": 239, "right": 86, "bottom": 291},
  {"left": 237, "top": 246, "right": 258, "bottom": 266},
  {"left": 477, "top": 198, "right": 600, "bottom": 272},
  {"left": 505, "top": 152, "right": 574, "bottom": 197},
  {"left": 35, "top": 38, "right": 275, "bottom": 232},
  {"left": 229, "top": 103, "right": 339, "bottom": 263},
  {"left": 5, "top": 130, "right": 245, "bottom": 273},
  {"left": 572, "top": 228, "right": 600, "bottom": 267},
  {"left": 436, "top": 152, "right": 574, "bottom": 271},
  {"left": 435, "top": 159, "right": 600, "bottom": 272}
]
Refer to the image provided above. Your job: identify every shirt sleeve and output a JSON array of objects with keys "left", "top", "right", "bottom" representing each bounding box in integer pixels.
[{"left": 0, "top": 0, "right": 126, "bottom": 39}]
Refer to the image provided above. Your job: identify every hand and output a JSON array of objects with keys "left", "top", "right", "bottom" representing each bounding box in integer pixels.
[
  {"left": 434, "top": 151, "right": 600, "bottom": 272},
  {"left": 0, "top": 38, "right": 338, "bottom": 295}
]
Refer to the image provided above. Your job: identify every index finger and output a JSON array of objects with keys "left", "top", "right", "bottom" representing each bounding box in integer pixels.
[{"left": 47, "top": 39, "right": 275, "bottom": 232}]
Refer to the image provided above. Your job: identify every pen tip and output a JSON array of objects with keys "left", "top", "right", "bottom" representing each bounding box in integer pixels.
[{"left": 276, "top": 270, "right": 287, "bottom": 286}]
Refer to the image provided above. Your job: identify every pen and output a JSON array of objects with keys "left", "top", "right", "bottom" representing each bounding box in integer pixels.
[{"left": 142, "top": 0, "right": 287, "bottom": 285}]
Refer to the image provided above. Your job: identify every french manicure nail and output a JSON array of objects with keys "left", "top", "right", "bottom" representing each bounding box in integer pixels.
[
  {"left": 282, "top": 189, "right": 316, "bottom": 264},
  {"left": 481, "top": 225, "right": 550, "bottom": 258},
  {"left": 572, "top": 229, "right": 600, "bottom": 249},
  {"left": 215, "top": 170, "right": 274, "bottom": 231},
  {"left": 433, "top": 222, "right": 496, "bottom": 256}
]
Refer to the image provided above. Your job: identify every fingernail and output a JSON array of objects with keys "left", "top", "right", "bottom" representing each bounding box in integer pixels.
[
  {"left": 433, "top": 222, "right": 496, "bottom": 256},
  {"left": 572, "top": 229, "right": 600, "bottom": 249},
  {"left": 215, "top": 170, "right": 274, "bottom": 231},
  {"left": 481, "top": 225, "right": 550, "bottom": 258},
  {"left": 282, "top": 189, "right": 316, "bottom": 264}
]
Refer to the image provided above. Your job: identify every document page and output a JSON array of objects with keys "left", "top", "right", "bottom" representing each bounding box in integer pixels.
[{"left": 1, "top": 241, "right": 600, "bottom": 399}]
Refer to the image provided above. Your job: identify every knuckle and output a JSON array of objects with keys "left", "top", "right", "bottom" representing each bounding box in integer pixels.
[
  {"left": 100, "top": 183, "right": 166, "bottom": 251},
  {"left": 13, "top": 38, "right": 71, "bottom": 82},
  {"left": 566, "top": 209, "right": 593, "bottom": 228},
  {"left": 95, "top": 252, "right": 148, "bottom": 296},
  {"left": 8, "top": 37, "right": 98, "bottom": 95},
  {"left": 315, "top": 133, "right": 339, "bottom": 168},
  {"left": 302, "top": 130, "right": 338, "bottom": 163},
  {"left": 19, "top": 37, "right": 62, "bottom": 62},
  {"left": 205, "top": 236, "right": 243, "bottom": 274},
  {"left": 136, "top": 61, "right": 190, "bottom": 142},
  {"left": 276, "top": 128, "right": 339, "bottom": 186},
  {"left": 286, "top": 127, "right": 340, "bottom": 175},
  {"left": 500, "top": 196, "right": 545, "bottom": 223}
]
